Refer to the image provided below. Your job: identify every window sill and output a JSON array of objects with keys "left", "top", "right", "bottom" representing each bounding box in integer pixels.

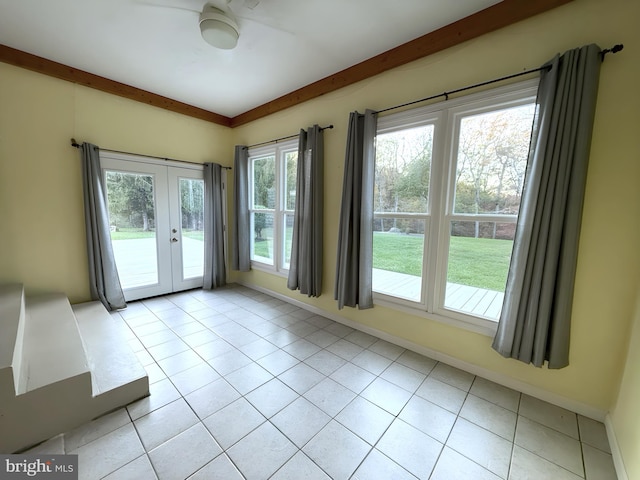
[
  {"left": 249, "top": 261, "right": 289, "bottom": 279},
  {"left": 373, "top": 293, "right": 499, "bottom": 338}
]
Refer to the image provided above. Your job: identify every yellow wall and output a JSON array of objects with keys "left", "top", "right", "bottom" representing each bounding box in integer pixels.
[
  {"left": 0, "top": 65, "right": 232, "bottom": 303},
  {"left": 231, "top": 0, "right": 640, "bottom": 414},
  {"left": 611, "top": 284, "right": 640, "bottom": 479}
]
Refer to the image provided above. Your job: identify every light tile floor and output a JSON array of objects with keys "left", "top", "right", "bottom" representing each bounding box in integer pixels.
[{"left": 31, "top": 285, "right": 617, "bottom": 479}]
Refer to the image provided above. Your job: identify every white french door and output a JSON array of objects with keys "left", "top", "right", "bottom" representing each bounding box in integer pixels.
[{"left": 101, "top": 153, "right": 208, "bottom": 301}]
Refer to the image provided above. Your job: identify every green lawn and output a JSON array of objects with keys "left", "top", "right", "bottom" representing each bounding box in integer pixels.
[
  {"left": 110, "top": 228, "right": 204, "bottom": 241},
  {"left": 110, "top": 228, "right": 155, "bottom": 240},
  {"left": 373, "top": 232, "right": 512, "bottom": 291}
]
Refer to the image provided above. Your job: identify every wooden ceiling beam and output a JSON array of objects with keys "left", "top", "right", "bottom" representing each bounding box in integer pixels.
[
  {"left": 0, "top": 0, "right": 572, "bottom": 129},
  {"left": 0, "top": 44, "right": 233, "bottom": 127},
  {"left": 230, "top": 0, "right": 573, "bottom": 127}
]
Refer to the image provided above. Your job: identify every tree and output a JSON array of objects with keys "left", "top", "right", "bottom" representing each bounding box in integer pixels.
[
  {"left": 106, "top": 172, "right": 155, "bottom": 231},
  {"left": 180, "top": 179, "right": 204, "bottom": 230}
]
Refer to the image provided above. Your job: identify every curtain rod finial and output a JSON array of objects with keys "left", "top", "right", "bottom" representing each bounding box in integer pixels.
[{"left": 70, "top": 138, "right": 80, "bottom": 148}]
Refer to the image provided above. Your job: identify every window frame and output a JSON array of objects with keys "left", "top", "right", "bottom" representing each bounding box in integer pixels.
[
  {"left": 372, "top": 79, "right": 539, "bottom": 335},
  {"left": 248, "top": 139, "right": 298, "bottom": 275}
]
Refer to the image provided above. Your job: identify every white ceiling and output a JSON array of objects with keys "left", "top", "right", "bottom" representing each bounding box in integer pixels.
[{"left": 0, "top": 0, "right": 501, "bottom": 118}]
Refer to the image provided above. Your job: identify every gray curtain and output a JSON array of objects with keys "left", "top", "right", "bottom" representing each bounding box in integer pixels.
[
  {"left": 492, "top": 44, "right": 602, "bottom": 369},
  {"left": 231, "top": 145, "right": 251, "bottom": 271},
  {"left": 80, "top": 143, "right": 126, "bottom": 311},
  {"left": 287, "top": 125, "right": 324, "bottom": 297},
  {"left": 203, "top": 162, "right": 227, "bottom": 289},
  {"left": 334, "top": 110, "right": 378, "bottom": 309}
]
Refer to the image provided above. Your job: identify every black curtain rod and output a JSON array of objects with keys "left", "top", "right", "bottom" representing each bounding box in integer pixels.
[
  {"left": 244, "top": 124, "right": 334, "bottom": 149},
  {"left": 70, "top": 138, "right": 231, "bottom": 169},
  {"left": 375, "top": 44, "right": 624, "bottom": 115}
]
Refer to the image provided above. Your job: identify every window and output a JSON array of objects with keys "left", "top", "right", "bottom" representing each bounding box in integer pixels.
[
  {"left": 248, "top": 140, "right": 298, "bottom": 273},
  {"left": 372, "top": 81, "right": 537, "bottom": 330}
]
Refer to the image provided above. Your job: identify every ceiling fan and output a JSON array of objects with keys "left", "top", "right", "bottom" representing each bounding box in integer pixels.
[
  {"left": 199, "top": 0, "right": 260, "bottom": 49},
  {"left": 137, "top": 0, "right": 264, "bottom": 50}
]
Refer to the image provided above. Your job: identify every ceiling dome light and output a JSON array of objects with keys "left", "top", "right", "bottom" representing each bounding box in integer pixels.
[{"left": 199, "top": 7, "right": 239, "bottom": 50}]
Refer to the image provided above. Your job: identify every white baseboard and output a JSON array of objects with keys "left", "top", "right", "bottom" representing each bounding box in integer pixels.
[
  {"left": 605, "top": 414, "right": 629, "bottom": 480},
  {"left": 240, "top": 281, "right": 608, "bottom": 422}
]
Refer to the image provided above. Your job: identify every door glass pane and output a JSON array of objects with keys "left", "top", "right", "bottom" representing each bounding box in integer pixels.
[
  {"left": 251, "top": 212, "right": 274, "bottom": 264},
  {"left": 105, "top": 171, "right": 158, "bottom": 288},
  {"left": 180, "top": 178, "right": 204, "bottom": 280},
  {"left": 375, "top": 124, "right": 434, "bottom": 214},
  {"left": 444, "top": 221, "right": 515, "bottom": 320},
  {"left": 372, "top": 216, "right": 425, "bottom": 302}
]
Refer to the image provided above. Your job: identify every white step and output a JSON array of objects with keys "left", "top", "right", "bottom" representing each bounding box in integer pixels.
[
  {"left": 0, "top": 290, "right": 148, "bottom": 453},
  {"left": 0, "top": 284, "right": 26, "bottom": 396},
  {"left": 21, "top": 293, "right": 91, "bottom": 394},
  {"left": 73, "top": 301, "right": 148, "bottom": 397}
]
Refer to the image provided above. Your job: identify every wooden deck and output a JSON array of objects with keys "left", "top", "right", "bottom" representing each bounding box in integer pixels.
[{"left": 373, "top": 268, "right": 504, "bottom": 320}]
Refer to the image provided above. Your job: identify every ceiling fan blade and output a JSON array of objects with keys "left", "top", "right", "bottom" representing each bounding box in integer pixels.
[
  {"left": 244, "top": 0, "right": 261, "bottom": 9},
  {"left": 228, "top": 0, "right": 260, "bottom": 11},
  {"left": 132, "top": 0, "right": 198, "bottom": 14}
]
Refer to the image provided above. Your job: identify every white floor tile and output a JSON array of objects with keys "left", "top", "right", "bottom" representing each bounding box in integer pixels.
[
  {"left": 398, "top": 395, "right": 457, "bottom": 443},
  {"left": 70, "top": 423, "right": 144, "bottom": 480},
  {"left": 304, "top": 349, "right": 346, "bottom": 375},
  {"left": 257, "top": 349, "right": 300, "bottom": 376},
  {"left": 227, "top": 422, "right": 297, "bottom": 480},
  {"left": 157, "top": 349, "right": 204, "bottom": 376},
  {"left": 459, "top": 394, "right": 517, "bottom": 441},
  {"left": 103, "top": 455, "right": 157, "bottom": 480},
  {"left": 64, "top": 408, "right": 131, "bottom": 452},
  {"left": 127, "top": 377, "right": 181, "bottom": 420},
  {"left": 429, "top": 362, "right": 475, "bottom": 391},
  {"left": 326, "top": 338, "right": 364, "bottom": 361},
  {"left": 509, "top": 445, "right": 583, "bottom": 480},
  {"left": 202, "top": 397, "right": 265, "bottom": 449},
  {"left": 519, "top": 395, "right": 579, "bottom": 439},
  {"left": 431, "top": 447, "right": 502, "bottom": 480},
  {"left": 376, "top": 419, "right": 443, "bottom": 479},
  {"left": 336, "top": 396, "right": 394, "bottom": 445},
  {"left": 368, "top": 339, "right": 406, "bottom": 360},
  {"left": 395, "top": 350, "right": 437, "bottom": 375},
  {"left": 361, "top": 377, "right": 412, "bottom": 415},
  {"left": 278, "top": 362, "right": 326, "bottom": 394},
  {"left": 134, "top": 398, "right": 199, "bottom": 451},
  {"left": 271, "top": 451, "right": 331, "bottom": 480},
  {"left": 380, "top": 362, "right": 427, "bottom": 393},
  {"left": 271, "top": 397, "right": 331, "bottom": 448},
  {"left": 415, "top": 376, "right": 468, "bottom": 414},
  {"left": 329, "top": 362, "right": 376, "bottom": 393},
  {"left": 303, "top": 420, "right": 371, "bottom": 480},
  {"left": 224, "top": 362, "right": 273, "bottom": 395},
  {"left": 447, "top": 418, "right": 512, "bottom": 479},
  {"left": 304, "top": 377, "right": 356, "bottom": 417},
  {"left": 578, "top": 415, "right": 611, "bottom": 453},
  {"left": 53, "top": 290, "right": 606, "bottom": 480},
  {"left": 470, "top": 376, "right": 521, "bottom": 412},
  {"left": 185, "top": 377, "right": 241, "bottom": 420},
  {"left": 188, "top": 454, "right": 244, "bottom": 480},
  {"left": 245, "top": 378, "right": 299, "bottom": 418},
  {"left": 353, "top": 449, "right": 418, "bottom": 480},
  {"left": 169, "top": 362, "right": 220, "bottom": 396},
  {"left": 351, "top": 349, "right": 394, "bottom": 375},
  {"left": 514, "top": 416, "right": 583, "bottom": 477},
  {"left": 582, "top": 443, "right": 617, "bottom": 480},
  {"left": 148, "top": 423, "right": 222, "bottom": 480}
]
